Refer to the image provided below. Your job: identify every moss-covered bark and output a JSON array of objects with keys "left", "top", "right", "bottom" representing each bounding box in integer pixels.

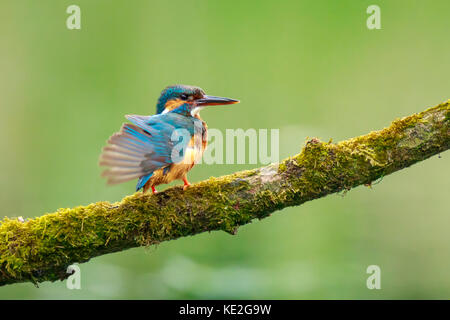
[{"left": 1, "top": 100, "right": 449, "bottom": 286}]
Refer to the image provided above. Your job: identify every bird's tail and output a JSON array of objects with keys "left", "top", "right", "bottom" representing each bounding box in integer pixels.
[{"left": 99, "top": 123, "right": 154, "bottom": 185}]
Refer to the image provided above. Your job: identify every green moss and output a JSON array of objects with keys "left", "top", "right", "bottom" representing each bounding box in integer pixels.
[
  {"left": 278, "top": 161, "right": 287, "bottom": 173},
  {"left": 1, "top": 99, "right": 448, "bottom": 287}
]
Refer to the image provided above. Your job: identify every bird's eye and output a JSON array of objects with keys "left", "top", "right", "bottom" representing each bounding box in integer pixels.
[{"left": 180, "top": 94, "right": 188, "bottom": 100}]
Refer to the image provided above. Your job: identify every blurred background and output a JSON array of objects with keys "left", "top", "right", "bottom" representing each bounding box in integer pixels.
[{"left": 0, "top": 0, "right": 449, "bottom": 299}]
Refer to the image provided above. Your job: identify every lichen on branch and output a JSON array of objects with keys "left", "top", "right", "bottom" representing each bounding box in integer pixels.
[{"left": 0, "top": 100, "right": 449, "bottom": 286}]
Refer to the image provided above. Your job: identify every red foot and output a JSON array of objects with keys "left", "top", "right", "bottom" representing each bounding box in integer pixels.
[
  {"left": 182, "top": 177, "right": 191, "bottom": 191},
  {"left": 151, "top": 186, "right": 158, "bottom": 194}
]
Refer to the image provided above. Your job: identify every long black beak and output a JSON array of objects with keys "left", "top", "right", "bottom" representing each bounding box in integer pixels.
[{"left": 195, "top": 95, "right": 240, "bottom": 106}]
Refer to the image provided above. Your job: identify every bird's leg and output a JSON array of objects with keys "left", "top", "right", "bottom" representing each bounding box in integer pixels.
[
  {"left": 143, "top": 182, "right": 157, "bottom": 194},
  {"left": 182, "top": 177, "right": 191, "bottom": 191}
]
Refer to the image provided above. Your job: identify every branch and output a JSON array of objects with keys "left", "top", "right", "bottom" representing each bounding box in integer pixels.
[{"left": 1, "top": 100, "right": 449, "bottom": 286}]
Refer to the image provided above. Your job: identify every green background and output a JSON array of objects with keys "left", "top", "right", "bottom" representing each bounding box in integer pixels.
[{"left": 0, "top": 0, "right": 449, "bottom": 299}]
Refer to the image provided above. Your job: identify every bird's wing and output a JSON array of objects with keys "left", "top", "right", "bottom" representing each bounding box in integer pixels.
[
  {"left": 99, "top": 113, "right": 196, "bottom": 185},
  {"left": 126, "top": 113, "right": 196, "bottom": 135}
]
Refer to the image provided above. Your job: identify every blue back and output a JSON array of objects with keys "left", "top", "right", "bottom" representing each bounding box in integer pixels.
[{"left": 127, "top": 109, "right": 200, "bottom": 191}]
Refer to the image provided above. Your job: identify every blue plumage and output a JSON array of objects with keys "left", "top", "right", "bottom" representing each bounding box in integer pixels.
[
  {"left": 100, "top": 112, "right": 197, "bottom": 187},
  {"left": 156, "top": 85, "right": 202, "bottom": 114},
  {"left": 136, "top": 173, "right": 153, "bottom": 191},
  {"left": 100, "top": 84, "right": 239, "bottom": 193}
]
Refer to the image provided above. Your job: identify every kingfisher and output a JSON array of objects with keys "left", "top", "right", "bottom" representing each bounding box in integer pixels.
[{"left": 99, "top": 85, "right": 239, "bottom": 194}]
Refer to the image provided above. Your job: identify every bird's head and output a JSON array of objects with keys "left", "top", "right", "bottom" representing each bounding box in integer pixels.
[{"left": 156, "top": 85, "right": 239, "bottom": 116}]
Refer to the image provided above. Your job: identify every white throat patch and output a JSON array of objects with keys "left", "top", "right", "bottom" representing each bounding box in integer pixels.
[{"left": 190, "top": 107, "right": 203, "bottom": 117}]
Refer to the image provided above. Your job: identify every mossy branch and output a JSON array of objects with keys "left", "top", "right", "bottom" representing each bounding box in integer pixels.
[{"left": 1, "top": 100, "right": 449, "bottom": 287}]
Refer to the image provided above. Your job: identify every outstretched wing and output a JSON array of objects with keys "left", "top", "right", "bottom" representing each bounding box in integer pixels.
[{"left": 99, "top": 113, "right": 196, "bottom": 185}]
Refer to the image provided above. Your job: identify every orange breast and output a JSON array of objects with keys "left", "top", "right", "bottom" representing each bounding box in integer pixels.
[{"left": 145, "top": 123, "right": 207, "bottom": 188}]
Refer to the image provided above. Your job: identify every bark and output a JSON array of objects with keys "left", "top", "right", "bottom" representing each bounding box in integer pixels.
[{"left": 0, "top": 100, "right": 448, "bottom": 286}]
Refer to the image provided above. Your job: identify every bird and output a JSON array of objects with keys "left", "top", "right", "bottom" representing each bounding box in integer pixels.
[{"left": 99, "top": 85, "right": 239, "bottom": 194}]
